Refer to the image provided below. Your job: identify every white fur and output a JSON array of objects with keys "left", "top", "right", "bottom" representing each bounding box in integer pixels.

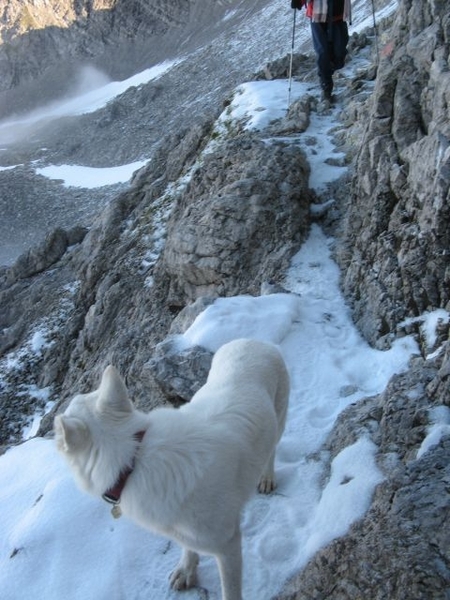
[{"left": 54, "top": 338, "right": 289, "bottom": 600}]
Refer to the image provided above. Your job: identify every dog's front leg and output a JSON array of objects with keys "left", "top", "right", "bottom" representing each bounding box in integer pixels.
[
  {"left": 216, "top": 529, "right": 243, "bottom": 600},
  {"left": 170, "top": 547, "right": 199, "bottom": 590}
]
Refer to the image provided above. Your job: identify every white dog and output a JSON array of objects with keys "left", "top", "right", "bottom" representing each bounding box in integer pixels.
[{"left": 54, "top": 338, "right": 289, "bottom": 600}]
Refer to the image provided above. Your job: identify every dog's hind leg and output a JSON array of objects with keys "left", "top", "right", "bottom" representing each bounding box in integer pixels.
[
  {"left": 216, "top": 529, "right": 243, "bottom": 600},
  {"left": 259, "top": 365, "right": 290, "bottom": 494},
  {"left": 169, "top": 548, "right": 199, "bottom": 590},
  {"left": 258, "top": 451, "right": 276, "bottom": 494}
]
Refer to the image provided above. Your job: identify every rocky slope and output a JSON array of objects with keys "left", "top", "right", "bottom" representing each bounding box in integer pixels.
[
  {"left": 0, "top": 0, "right": 449, "bottom": 597},
  {"left": 0, "top": 0, "right": 189, "bottom": 115},
  {"left": 0, "top": 0, "right": 302, "bottom": 266},
  {"left": 0, "top": 0, "right": 273, "bottom": 119}
]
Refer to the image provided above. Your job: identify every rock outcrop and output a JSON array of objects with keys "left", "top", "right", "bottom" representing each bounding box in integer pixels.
[
  {"left": 336, "top": 0, "right": 450, "bottom": 347},
  {"left": 272, "top": 1, "right": 450, "bottom": 596},
  {"left": 160, "top": 134, "right": 310, "bottom": 302}
]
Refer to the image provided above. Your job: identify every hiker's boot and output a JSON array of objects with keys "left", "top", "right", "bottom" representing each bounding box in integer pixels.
[{"left": 321, "top": 84, "right": 333, "bottom": 103}]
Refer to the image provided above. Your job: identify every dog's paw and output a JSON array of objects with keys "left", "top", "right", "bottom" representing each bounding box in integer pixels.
[
  {"left": 169, "top": 567, "right": 198, "bottom": 590},
  {"left": 258, "top": 475, "right": 276, "bottom": 494}
]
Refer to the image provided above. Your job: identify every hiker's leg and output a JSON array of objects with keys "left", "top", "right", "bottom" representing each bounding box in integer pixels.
[
  {"left": 311, "top": 21, "right": 333, "bottom": 97},
  {"left": 331, "top": 20, "right": 349, "bottom": 71}
]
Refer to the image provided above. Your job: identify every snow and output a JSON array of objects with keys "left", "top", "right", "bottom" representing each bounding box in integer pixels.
[
  {"left": 417, "top": 406, "right": 450, "bottom": 459},
  {"left": 0, "top": 164, "right": 21, "bottom": 172},
  {"left": 178, "top": 293, "right": 302, "bottom": 352},
  {"left": 400, "top": 308, "right": 450, "bottom": 358},
  {"left": 301, "top": 437, "right": 384, "bottom": 558},
  {"left": 0, "top": 1, "right": 436, "bottom": 598},
  {"left": 20, "top": 390, "right": 54, "bottom": 440},
  {"left": 35, "top": 160, "right": 148, "bottom": 189},
  {"left": 217, "top": 80, "right": 304, "bottom": 131}
]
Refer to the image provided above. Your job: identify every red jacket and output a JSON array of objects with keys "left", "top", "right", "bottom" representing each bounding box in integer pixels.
[{"left": 303, "top": 0, "right": 345, "bottom": 21}]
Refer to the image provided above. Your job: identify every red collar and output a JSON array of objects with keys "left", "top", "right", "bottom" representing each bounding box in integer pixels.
[{"left": 102, "top": 430, "right": 146, "bottom": 505}]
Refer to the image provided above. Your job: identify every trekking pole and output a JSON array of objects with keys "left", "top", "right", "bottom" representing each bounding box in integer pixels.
[
  {"left": 371, "top": 0, "right": 380, "bottom": 65},
  {"left": 287, "top": 8, "right": 297, "bottom": 110}
]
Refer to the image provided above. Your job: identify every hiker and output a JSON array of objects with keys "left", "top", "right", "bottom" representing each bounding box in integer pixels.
[{"left": 291, "top": 0, "right": 351, "bottom": 102}]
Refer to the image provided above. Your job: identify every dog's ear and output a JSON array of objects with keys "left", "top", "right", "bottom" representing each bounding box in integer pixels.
[
  {"left": 96, "top": 365, "right": 133, "bottom": 416},
  {"left": 54, "top": 415, "right": 89, "bottom": 453}
]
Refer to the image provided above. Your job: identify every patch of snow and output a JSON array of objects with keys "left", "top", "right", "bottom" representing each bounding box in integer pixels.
[
  {"left": 417, "top": 405, "right": 450, "bottom": 459},
  {"left": 35, "top": 160, "right": 148, "bottom": 189}
]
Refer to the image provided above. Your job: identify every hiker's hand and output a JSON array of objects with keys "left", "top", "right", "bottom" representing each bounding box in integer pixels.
[{"left": 291, "top": 0, "right": 305, "bottom": 9}]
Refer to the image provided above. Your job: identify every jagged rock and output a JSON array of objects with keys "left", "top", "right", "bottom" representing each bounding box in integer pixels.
[
  {"left": 427, "top": 341, "right": 450, "bottom": 407},
  {"left": 144, "top": 296, "right": 216, "bottom": 401},
  {"left": 266, "top": 95, "right": 313, "bottom": 136},
  {"left": 255, "top": 53, "right": 312, "bottom": 81},
  {"left": 0, "top": 113, "right": 311, "bottom": 446},
  {"left": 145, "top": 339, "right": 213, "bottom": 402},
  {"left": 335, "top": 0, "right": 450, "bottom": 345},
  {"left": 5, "top": 226, "right": 87, "bottom": 284},
  {"left": 160, "top": 134, "right": 311, "bottom": 302},
  {"left": 277, "top": 438, "right": 450, "bottom": 600}
]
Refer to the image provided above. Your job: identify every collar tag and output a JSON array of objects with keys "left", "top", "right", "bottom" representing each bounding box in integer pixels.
[{"left": 111, "top": 504, "right": 122, "bottom": 519}]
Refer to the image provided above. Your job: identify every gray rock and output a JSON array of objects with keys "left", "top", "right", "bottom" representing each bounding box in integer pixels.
[
  {"left": 255, "top": 53, "right": 314, "bottom": 82},
  {"left": 277, "top": 439, "right": 450, "bottom": 600},
  {"left": 272, "top": 2, "right": 450, "bottom": 597},
  {"left": 0, "top": 114, "right": 311, "bottom": 446},
  {"left": 5, "top": 226, "right": 87, "bottom": 284},
  {"left": 160, "top": 134, "right": 311, "bottom": 302},
  {"left": 145, "top": 339, "right": 213, "bottom": 402},
  {"left": 335, "top": 0, "right": 450, "bottom": 345}
]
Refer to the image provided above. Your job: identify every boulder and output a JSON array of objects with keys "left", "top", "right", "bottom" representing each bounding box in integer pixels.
[{"left": 160, "top": 133, "right": 311, "bottom": 302}]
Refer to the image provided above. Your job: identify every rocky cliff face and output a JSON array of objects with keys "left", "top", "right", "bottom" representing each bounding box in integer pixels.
[
  {"left": 0, "top": 0, "right": 187, "bottom": 43},
  {"left": 0, "top": 0, "right": 449, "bottom": 597},
  {"left": 336, "top": 0, "right": 450, "bottom": 347},
  {"left": 0, "top": 0, "right": 190, "bottom": 70}
]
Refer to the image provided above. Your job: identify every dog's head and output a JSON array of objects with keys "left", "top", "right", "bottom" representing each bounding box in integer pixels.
[{"left": 54, "top": 365, "right": 134, "bottom": 494}]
